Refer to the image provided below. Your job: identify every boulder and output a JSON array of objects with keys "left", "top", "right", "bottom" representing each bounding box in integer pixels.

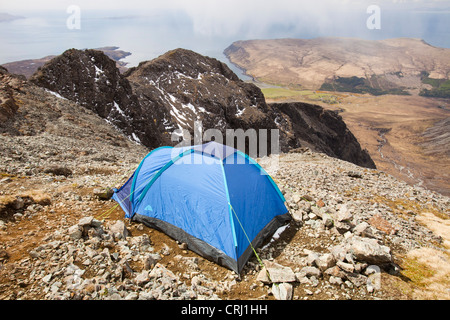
[
  {"left": 336, "top": 204, "right": 352, "bottom": 222},
  {"left": 337, "top": 261, "right": 354, "bottom": 273},
  {"left": 109, "top": 220, "right": 129, "bottom": 240},
  {"left": 324, "top": 266, "right": 347, "bottom": 279},
  {"left": 78, "top": 216, "right": 94, "bottom": 227},
  {"left": 295, "top": 266, "right": 321, "bottom": 280},
  {"left": 135, "top": 270, "right": 150, "bottom": 286},
  {"left": 345, "top": 272, "right": 368, "bottom": 287},
  {"left": 334, "top": 221, "right": 353, "bottom": 234},
  {"left": 329, "top": 244, "right": 347, "bottom": 262},
  {"left": 68, "top": 225, "right": 83, "bottom": 240},
  {"left": 353, "top": 222, "right": 369, "bottom": 236},
  {"left": 306, "top": 251, "right": 320, "bottom": 266},
  {"left": 93, "top": 188, "right": 114, "bottom": 201},
  {"left": 322, "top": 213, "right": 334, "bottom": 229},
  {"left": 257, "top": 261, "right": 296, "bottom": 284},
  {"left": 44, "top": 166, "right": 72, "bottom": 177},
  {"left": 143, "top": 254, "right": 161, "bottom": 270},
  {"left": 13, "top": 197, "right": 25, "bottom": 210},
  {"left": 329, "top": 276, "right": 344, "bottom": 286},
  {"left": 315, "top": 253, "right": 336, "bottom": 271},
  {"left": 291, "top": 210, "right": 303, "bottom": 222},
  {"left": 348, "top": 236, "right": 392, "bottom": 265},
  {"left": 272, "top": 283, "right": 293, "bottom": 300}
]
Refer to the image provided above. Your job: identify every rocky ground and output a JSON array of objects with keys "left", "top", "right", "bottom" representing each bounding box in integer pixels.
[{"left": 1, "top": 144, "right": 448, "bottom": 300}]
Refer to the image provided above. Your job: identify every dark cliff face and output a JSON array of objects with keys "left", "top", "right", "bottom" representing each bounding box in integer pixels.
[
  {"left": 270, "top": 102, "right": 376, "bottom": 169},
  {"left": 28, "top": 47, "right": 375, "bottom": 168},
  {"left": 29, "top": 49, "right": 161, "bottom": 148},
  {"left": 31, "top": 49, "right": 130, "bottom": 118}
]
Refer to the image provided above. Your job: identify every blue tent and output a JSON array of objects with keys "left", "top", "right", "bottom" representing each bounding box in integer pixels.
[{"left": 112, "top": 141, "right": 290, "bottom": 273}]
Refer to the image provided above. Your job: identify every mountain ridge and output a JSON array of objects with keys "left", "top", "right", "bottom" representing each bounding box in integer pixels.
[{"left": 27, "top": 47, "right": 375, "bottom": 168}]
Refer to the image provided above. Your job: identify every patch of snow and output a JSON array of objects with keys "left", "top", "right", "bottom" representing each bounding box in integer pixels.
[
  {"left": 174, "top": 71, "right": 195, "bottom": 80},
  {"left": 182, "top": 102, "right": 196, "bottom": 113},
  {"left": 94, "top": 65, "right": 104, "bottom": 81},
  {"left": 131, "top": 133, "right": 142, "bottom": 144},
  {"left": 197, "top": 106, "right": 208, "bottom": 113},
  {"left": 170, "top": 108, "right": 187, "bottom": 125},
  {"left": 171, "top": 129, "right": 184, "bottom": 137},
  {"left": 236, "top": 107, "right": 245, "bottom": 117},
  {"left": 44, "top": 89, "right": 67, "bottom": 100},
  {"left": 112, "top": 101, "right": 126, "bottom": 117},
  {"left": 167, "top": 93, "right": 178, "bottom": 104},
  {"left": 274, "top": 116, "right": 282, "bottom": 127},
  {"left": 261, "top": 225, "right": 289, "bottom": 250}
]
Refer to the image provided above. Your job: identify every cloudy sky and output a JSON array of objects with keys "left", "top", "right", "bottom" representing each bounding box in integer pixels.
[
  {"left": 3, "top": 0, "right": 448, "bottom": 11},
  {"left": 1, "top": 0, "right": 449, "bottom": 64},
  {"left": 2, "top": 1, "right": 449, "bottom": 35},
  {"left": 1, "top": 0, "right": 448, "bottom": 37}
]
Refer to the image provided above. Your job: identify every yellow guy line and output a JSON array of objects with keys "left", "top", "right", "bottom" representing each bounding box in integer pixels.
[{"left": 229, "top": 204, "right": 275, "bottom": 284}]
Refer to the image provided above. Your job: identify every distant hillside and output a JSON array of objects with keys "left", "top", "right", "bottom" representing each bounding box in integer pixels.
[{"left": 224, "top": 38, "right": 450, "bottom": 96}]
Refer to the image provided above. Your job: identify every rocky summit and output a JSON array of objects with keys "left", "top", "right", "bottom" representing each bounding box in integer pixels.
[
  {"left": 29, "top": 47, "right": 375, "bottom": 168},
  {"left": 0, "top": 48, "right": 449, "bottom": 301},
  {"left": 125, "top": 48, "right": 277, "bottom": 150},
  {"left": 29, "top": 49, "right": 158, "bottom": 148},
  {"left": 0, "top": 140, "right": 448, "bottom": 300}
]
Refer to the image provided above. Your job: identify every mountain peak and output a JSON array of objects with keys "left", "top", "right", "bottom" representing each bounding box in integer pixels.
[
  {"left": 27, "top": 47, "right": 376, "bottom": 168},
  {"left": 30, "top": 48, "right": 132, "bottom": 118},
  {"left": 126, "top": 48, "right": 239, "bottom": 82}
]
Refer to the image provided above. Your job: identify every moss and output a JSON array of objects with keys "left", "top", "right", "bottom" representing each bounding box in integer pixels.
[
  {"left": 370, "top": 195, "right": 448, "bottom": 222},
  {"left": 320, "top": 76, "right": 410, "bottom": 96},
  {"left": 420, "top": 79, "right": 450, "bottom": 98},
  {"left": 261, "top": 87, "right": 340, "bottom": 104},
  {"left": 400, "top": 257, "right": 435, "bottom": 287}
]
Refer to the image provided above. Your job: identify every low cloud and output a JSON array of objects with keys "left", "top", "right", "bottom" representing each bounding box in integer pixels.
[{"left": 2, "top": 0, "right": 448, "bottom": 40}]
